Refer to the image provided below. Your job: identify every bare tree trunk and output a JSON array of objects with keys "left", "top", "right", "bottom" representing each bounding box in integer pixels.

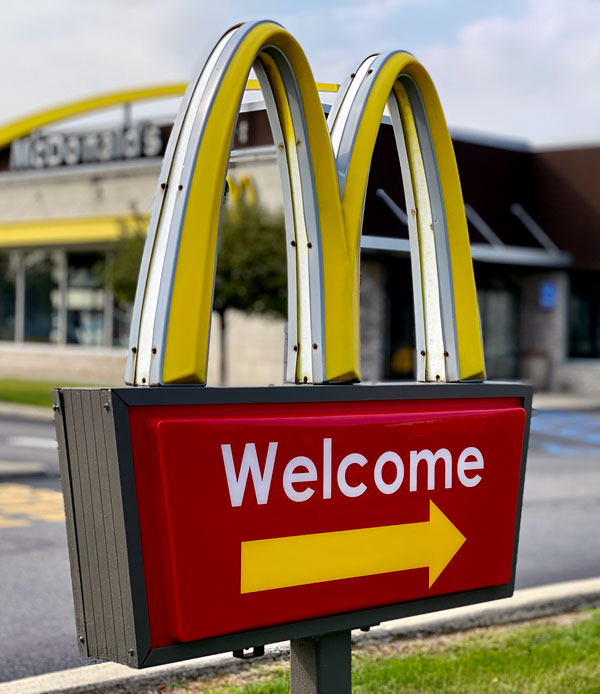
[{"left": 219, "top": 309, "right": 227, "bottom": 386}]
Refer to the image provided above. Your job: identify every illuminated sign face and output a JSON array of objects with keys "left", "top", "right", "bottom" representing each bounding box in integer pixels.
[
  {"left": 128, "top": 391, "right": 526, "bottom": 647},
  {"left": 9, "top": 122, "right": 165, "bottom": 170}
]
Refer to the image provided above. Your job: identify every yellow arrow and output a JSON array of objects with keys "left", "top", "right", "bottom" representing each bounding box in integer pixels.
[{"left": 240, "top": 501, "right": 466, "bottom": 594}]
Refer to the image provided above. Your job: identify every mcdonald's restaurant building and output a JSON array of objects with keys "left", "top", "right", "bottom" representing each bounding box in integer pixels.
[{"left": 0, "top": 87, "right": 599, "bottom": 392}]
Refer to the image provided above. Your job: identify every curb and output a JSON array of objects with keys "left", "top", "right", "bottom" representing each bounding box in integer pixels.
[
  {"left": 0, "top": 462, "right": 47, "bottom": 479},
  {"left": 0, "top": 402, "right": 54, "bottom": 422},
  {"left": 532, "top": 393, "right": 600, "bottom": 411},
  {"left": 4, "top": 577, "right": 600, "bottom": 694}
]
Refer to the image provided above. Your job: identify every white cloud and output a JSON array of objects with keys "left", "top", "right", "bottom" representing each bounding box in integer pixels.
[
  {"left": 419, "top": 0, "right": 600, "bottom": 144},
  {"left": 1, "top": 0, "right": 598, "bottom": 144}
]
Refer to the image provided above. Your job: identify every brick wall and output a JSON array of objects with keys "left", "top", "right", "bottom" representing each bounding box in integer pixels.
[{"left": 518, "top": 271, "right": 568, "bottom": 390}]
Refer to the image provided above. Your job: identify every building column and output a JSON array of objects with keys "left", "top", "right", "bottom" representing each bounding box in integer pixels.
[
  {"left": 14, "top": 250, "right": 25, "bottom": 343},
  {"left": 359, "top": 258, "right": 387, "bottom": 382},
  {"left": 518, "top": 271, "right": 568, "bottom": 391},
  {"left": 56, "top": 250, "right": 68, "bottom": 345},
  {"left": 103, "top": 250, "right": 114, "bottom": 348}
]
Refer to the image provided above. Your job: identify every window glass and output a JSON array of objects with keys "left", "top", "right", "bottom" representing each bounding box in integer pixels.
[
  {"left": 0, "top": 253, "right": 16, "bottom": 340},
  {"left": 569, "top": 273, "right": 600, "bottom": 359},
  {"left": 25, "top": 251, "right": 55, "bottom": 342},
  {"left": 67, "top": 251, "right": 104, "bottom": 346}
]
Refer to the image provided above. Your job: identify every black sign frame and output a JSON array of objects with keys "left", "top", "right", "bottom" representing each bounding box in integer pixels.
[{"left": 54, "top": 381, "right": 532, "bottom": 668}]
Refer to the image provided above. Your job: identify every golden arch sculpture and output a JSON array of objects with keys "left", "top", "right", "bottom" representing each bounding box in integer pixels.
[{"left": 125, "top": 20, "right": 485, "bottom": 386}]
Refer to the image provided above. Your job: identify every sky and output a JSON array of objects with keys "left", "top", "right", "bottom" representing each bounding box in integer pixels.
[{"left": 1, "top": 0, "right": 599, "bottom": 146}]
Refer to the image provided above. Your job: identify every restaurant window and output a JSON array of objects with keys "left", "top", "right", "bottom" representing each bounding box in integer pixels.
[
  {"left": 67, "top": 251, "right": 105, "bottom": 346},
  {"left": 568, "top": 273, "right": 600, "bottom": 359},
  {"left": 25, "top": 251, "right": 55, "bottom": 342},
  {"left": 0, "top": 252, "right": 16, "bottom": 340},
  {"left": 386, "top": 258, "right": 416, "bottom": 379}
]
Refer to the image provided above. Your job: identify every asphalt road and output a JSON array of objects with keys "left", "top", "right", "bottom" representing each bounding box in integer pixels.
[{"left": 0, "top": 409, "right": 599, "bottom": 682}]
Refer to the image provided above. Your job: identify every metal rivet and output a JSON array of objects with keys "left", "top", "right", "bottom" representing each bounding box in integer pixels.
[
  {"left": 303, "top": 377, "right": 308, "bottom": 383},
  {"left": 79, "top": 635, "right": 85, "bottom": 644},
  {"left": 178, "top": 184, "right": 183, "bottom": 191},
  {"left": 160, "top": 182, "right": 166, "bottom": 190},
  {"left": 103, "top": 403, "right": 110, "bottom": 412},
  {"left": 291, "top": 240, "right": 296, "bottom": 247},
  {"left": 420, "top": 350, "right": 426, "bottom": 356},
  {"left": 278, "top": 143, "right": 284, "bottom": 151},
  {"left": 429, "top": 223, "right": 434, "bottom": 230},
  {"left": 350, "top": 73, "right": 356, "bottom": 79},
  {"left": 128, "top": 649, "right": 134, "bottom": 657},
  {"left": 312, "top": 343, "right": 318, "bottom": 350},
  {"left": 131, "top": 346, "right": 137, "bottom": 354},
  {"left": 53, "top": 404, "right": 60, "bottom": 412},
  {"left": 444, "top": 351, "right": 449, "bottom": 358},
  {"left": 293, "top": 345, "right": 298, "bottom": 352},
  {"left": 411, "top": 209, "right": 417, "bottom": 216},
  {"left": 307, "top": 242, "right": 312, "bottom": 249},
  {"left": 435, "top": 375, "right": 441, "bottom": 381},
  {"left": 152, "top": 347, "right": 157, "bottom": 355},
  {"left": 296, "top": 139, "right": 302, "bottom": 147},
  {"left": 367, "top": 69, "right": 373, "bottom": 74},
  {"left": 141, "top": 378, "right": 146, "bottom": 384}
]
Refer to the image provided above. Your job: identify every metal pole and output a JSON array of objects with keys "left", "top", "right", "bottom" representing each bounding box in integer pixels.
[{"left": 290, "top": 630, "right": 351, "bottom": 694}]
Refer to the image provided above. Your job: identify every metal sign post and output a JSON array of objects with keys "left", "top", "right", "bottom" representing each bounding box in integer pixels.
[
  {"left": 54, "top": 20, "right": 531, "bottom": 693},
  {"left": 290, "top": 631, "right": 352, "bottom": 694}
]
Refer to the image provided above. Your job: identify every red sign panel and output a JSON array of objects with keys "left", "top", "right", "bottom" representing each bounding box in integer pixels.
[{"left": 129, "top": 397, "right": 526, "bottom": 648}]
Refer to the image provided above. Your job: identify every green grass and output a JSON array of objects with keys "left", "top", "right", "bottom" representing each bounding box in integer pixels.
[
  {"left": 169, "top": 611, "right": 600, "bottom": 693},
  {"left": 0, "top": 379, "right": 92, "bottom": 408}
]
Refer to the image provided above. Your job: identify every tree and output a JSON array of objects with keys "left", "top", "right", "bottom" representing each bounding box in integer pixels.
[
  {"left": 93, "top": 209, "right": 147, "bottom": 306},
  {"left": 99, "top": 201, "right": 288, "bottom": 385},
  {"left": 214, "top": 203, "right": 287, "bottom": 384}
]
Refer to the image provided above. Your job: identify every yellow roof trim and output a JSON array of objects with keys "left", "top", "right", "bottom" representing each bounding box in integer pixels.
[
  {"left": 0, "top": 81, "right": 340, "bottom": 150},
  {"left": 0, "top": 85, "right": 188, "bottom": 150},
  {"left": 0, "top": 215, "right": 149, "bottom": 248}
]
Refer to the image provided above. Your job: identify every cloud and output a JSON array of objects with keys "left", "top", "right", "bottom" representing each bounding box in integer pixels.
[
  {"left": 419, "top": 0, "right": 600, "bottom": 144},
  {"left": 0, "top": 0, "right": 598, "bottom": 145}
]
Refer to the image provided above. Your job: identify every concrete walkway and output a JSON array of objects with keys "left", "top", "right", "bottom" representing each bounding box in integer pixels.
[
  {"left": 3, "top": 577, "right": 600, "bottom": 694},
  {"left": 532, "top": 391, "right": 600, "bottom": 411},
  {"left": 0, "top": 401, "right": 54, "bottom": 422}
]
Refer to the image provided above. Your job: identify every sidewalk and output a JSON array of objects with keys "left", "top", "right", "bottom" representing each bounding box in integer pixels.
[
  {"left": 3, "top": 577, "right": 600, "bottom": 694},
  {"left": 532, "top": 391, "right": 600, "bottom": 411},
  {"left": 0, "top": 401, "right": 54, "bottom": 422}
]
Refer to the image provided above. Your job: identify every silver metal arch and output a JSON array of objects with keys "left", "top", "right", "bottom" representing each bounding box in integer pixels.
[
  {"left": 125, "top": 21, "right": 330, "bottom": 386},
  {"left": 328, "top": 53, "right": 461, "bottom": 382}
]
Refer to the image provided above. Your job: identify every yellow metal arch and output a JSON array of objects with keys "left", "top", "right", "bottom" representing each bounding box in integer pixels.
[
  {"left": 127, "top": 21, "right": 485, "bottom": 386},
  {"left": 162, "top": 21, "right": 350, "bottom": 384},
  {"left": 339, "top": 53, "right": 484, "bottom": 381}
]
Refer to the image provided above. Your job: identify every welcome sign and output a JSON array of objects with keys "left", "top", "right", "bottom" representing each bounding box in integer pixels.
[{"left": 54, "top": 20, "right": 531, "bottom": 676}]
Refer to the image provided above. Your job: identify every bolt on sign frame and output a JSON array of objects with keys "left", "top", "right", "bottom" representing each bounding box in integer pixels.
[{"left": 54, "top": 20, "right": 531, "bottom": 691}]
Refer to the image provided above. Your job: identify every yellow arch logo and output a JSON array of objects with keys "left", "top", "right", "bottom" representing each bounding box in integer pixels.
[
  {"left": 226, "top": 175, "right": 258, "bottom": 211},
  {"left": 126, "top": 20, "right": 485, "bottom": 386}
]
